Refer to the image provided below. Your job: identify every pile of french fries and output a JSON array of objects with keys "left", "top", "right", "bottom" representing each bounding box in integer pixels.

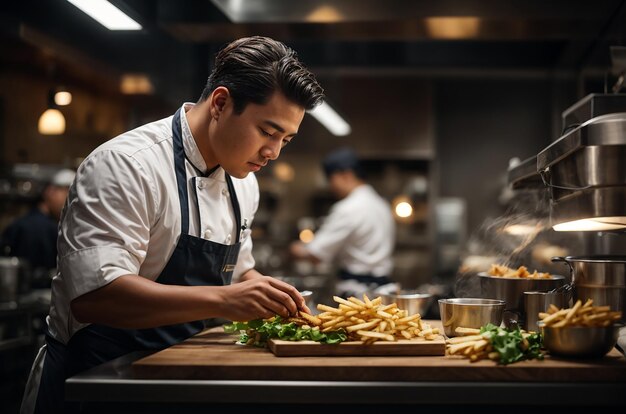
[
  {"left": 444, "top": 327, "right": 533, "bottom": 362},
  {"left": 445, "top": 327, "right": 498, "bottom": 362},
  {"left": 291, "top": 294, "right": 440, "bottom": 344},
  {"left": 488, "top": 264, "right": 552, "bottom": 279},
  {"left": 538, "top": 299, "right": 622, "bottom": 328}
]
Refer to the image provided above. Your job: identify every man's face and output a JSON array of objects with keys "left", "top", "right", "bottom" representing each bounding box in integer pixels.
[
  {"left": 328, "top": 171, "right": 349, "bottom": 199},
  {"left": 209, "top": 91, "right": 305, "bottom": 179}
]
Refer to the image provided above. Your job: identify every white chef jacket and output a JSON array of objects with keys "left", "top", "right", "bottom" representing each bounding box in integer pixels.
[
  {"left": 305, "top": 184, "right": 395, "bottom": 277},
  {"left": 47, "top": 103, "right": 259, "bottom": 344}
]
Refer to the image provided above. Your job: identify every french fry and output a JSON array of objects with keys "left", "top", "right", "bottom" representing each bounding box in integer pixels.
[
  {"left": 538, "top": 300, "right": 622, "bottom": 328},
  {"left": 357, "top": 330, "right": 395, "bottom": 342},
  {"left": 454, "top": 327, "right": 480, "bottom": 336},
  {"left": 447, "top": 341, "right": 477, "bottom": 355},
  {"left": 298, "top": 311, "right": 322, "bottom": 326},
  {"left": 446, "top": 334, "right": 484, "bottom": 344}
]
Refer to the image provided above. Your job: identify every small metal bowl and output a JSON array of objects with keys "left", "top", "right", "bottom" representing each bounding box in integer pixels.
[
  {"left": 540, "top": 323, "right": 621, "bottom": 358},
  {"left": 379, "top": 290, "right": 433, "bottom": 316},
  {"left": 438, "top": 298, "right": 505, "bottom": 337}
]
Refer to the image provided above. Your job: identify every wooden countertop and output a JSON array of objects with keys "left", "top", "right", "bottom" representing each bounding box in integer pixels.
[{"left": 131, "top": 322, "right": 626, "bottom": 383}]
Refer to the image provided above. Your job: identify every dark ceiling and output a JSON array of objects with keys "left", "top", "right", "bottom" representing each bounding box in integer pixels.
[{"left": 2, "top": 0, "right": 626, "bottom": 105}]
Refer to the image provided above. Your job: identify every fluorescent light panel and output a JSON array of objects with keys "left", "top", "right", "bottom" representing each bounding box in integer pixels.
[
  {"left": 307, "top": 101, "right": 351, "bottom": 136},
  {"left": 67, "top": 0, "right": 142, "bottom": 30}
]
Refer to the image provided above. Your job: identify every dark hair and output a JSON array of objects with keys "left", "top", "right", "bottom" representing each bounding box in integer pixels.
[
  {"left": 322, "top": 147, "right": 365, "bottom": 179},
  {"left": 199, "top": 36, "right": 324, "bottom": 113}
]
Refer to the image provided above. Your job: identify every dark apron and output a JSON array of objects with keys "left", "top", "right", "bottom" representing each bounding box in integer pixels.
[{"left": 34, "top": 108, "right": 242, "bottom": 413}]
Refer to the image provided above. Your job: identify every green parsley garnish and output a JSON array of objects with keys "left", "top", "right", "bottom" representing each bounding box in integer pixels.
[
  {"left": 224, "top": 316, "right": 348, "bottom": 347},
  {"left": 480, "top": 323, "right": 544, "bottom": 365}
]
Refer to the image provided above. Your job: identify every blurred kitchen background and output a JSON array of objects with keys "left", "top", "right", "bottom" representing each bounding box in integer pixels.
[{"left": 2, "top": 0, "right": 626, "bottom": 410}]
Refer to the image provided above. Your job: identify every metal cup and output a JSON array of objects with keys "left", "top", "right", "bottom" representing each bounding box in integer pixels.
[{"left": 523, "top": 290, "right": 571, "bottom": 331}]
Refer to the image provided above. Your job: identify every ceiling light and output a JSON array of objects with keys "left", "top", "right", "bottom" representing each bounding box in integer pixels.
[
  {"left": 120, "top": 74, "right": 154, "bottom": 94},
  {"left": 38, "top": 109, "right": 66, "bottom": 135},
  {"left": 306, "top": 6, "right": 343, "bottom": 23},
  {"left": 66, "top": 0, "right": 142, "bottom": 30},
  {"left": 54, "top": 90, "right": 72, "bottom": 106},
  {"left": 425, "top": 17, "right": 480, "bottom": 39},
  {"left": 307, "top": 101, "right": 351, "bottom": 136}
]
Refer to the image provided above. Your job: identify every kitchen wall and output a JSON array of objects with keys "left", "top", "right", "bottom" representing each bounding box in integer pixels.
[
  {"left": 435, "top": 76, "right": 578, "bottom": 236},
  {"left": 0, "top": 68, "right": 584, "bottom": 287},
  {"left": 0, "top": 73, "right": 129, "bottom": 166}
]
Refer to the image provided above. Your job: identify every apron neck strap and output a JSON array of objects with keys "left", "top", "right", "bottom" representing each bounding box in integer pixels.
[{"left": 171, "top": 107, "right": 243, "bottom": 243}]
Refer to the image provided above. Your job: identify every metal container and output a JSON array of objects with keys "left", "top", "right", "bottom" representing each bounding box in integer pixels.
[
  {"left": 478, "top": 273, "right": 565, "bottom": 325},
  {"left": 536, "top": 113, "right": 626, "bottom": 230},
  {"left": 541, "top": 324, "right": 621, "bottom": 358},
  {"left": 522, "top": 290, "right": 571, "bottom": 332},
  {"left": 379, "top": 290, "right": 433, "bottom": 316},
  {"left": 299, "top": 290, "right": 316, "bottom": 314},
  {"left": 552, "top": 256, "right": 626, "bottom": 322},
  {"left": 438, "top": 298, "right": 505, "bottom": 337},
  {"left": 0, "top": 257, "right": 20, "bottom": 304}
]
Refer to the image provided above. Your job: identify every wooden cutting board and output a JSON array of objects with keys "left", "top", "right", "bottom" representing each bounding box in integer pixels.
[{"left": 267, "top": 336, "right": 446, "bottom": 357}]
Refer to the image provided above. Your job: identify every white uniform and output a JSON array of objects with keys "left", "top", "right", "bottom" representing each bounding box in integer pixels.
[
  {"left": 21, "top": 103, "right": 259, "bottom": 413},
  {"left": 305, "top": 184, "right": 395, "bottom": 294}
]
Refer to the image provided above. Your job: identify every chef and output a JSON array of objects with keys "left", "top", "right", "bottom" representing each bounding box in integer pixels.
[
  {"left": 20, "top": 36, "right": 324, "bottom": 414},
  {"left": 289, "top": 147, "right": 396, "bottom": 298}
]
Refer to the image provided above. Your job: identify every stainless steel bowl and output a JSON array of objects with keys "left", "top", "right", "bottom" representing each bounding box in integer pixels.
[
  {"left": 379, "top": 290, "right": 433, "bottom": 316},
  {"left": 541, "top": 323, "right": 621, "bottom": 358},
  {"left": 438, "top": 298, "right": 505, "bottom": 337},
  {"left": 552, "top": 256, "right": 626, "bottom": 323}
]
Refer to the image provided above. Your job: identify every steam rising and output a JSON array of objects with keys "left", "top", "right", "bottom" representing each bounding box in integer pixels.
[{"left": 455, "top": 188, "right": 579, "bottom": 297}]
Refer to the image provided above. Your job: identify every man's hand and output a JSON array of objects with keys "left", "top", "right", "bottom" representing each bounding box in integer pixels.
[{"left": 217, "top": 276, "right": 311, "bottom": 321}]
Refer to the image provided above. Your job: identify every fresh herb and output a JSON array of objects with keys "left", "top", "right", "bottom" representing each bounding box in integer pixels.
[
  {"left": 224, "top": 316, "right": 348, "bottom": 347},
  {"left": 479, "top": 323, "right": 544, "bottom": 365}
]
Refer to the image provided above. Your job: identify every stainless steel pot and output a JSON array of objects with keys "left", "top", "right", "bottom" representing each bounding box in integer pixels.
[
  {"left": 552, "top": 256, "right": 626, "bottom": 322},
  {"left": 478, "top": 272, "right": 565, "bottom": 328},
  {"left": 478, "top": 273, "right": 566, "bottom": 311}
]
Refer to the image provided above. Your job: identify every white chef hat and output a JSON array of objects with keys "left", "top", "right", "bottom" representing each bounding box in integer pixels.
[{"left": 51, "top": 168, "right": 76, "bottom": 187}]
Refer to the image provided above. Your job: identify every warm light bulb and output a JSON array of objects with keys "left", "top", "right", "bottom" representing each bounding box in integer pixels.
[
  {"left": 38, "top": 109, "right": 66, "bottom": 135},
  {"left": 395, "top": 201, "right": 413, "bottom": 218},
  {"left": 54, "top": 91, "right": 72, "bottom": 106},
  {"left": 299, "top": 229, "right": 315, "bottom": 243}
]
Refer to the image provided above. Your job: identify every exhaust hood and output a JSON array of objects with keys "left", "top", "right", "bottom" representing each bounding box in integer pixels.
[{"left": 508, "top": 94, "right": 626, "bottom": 232}]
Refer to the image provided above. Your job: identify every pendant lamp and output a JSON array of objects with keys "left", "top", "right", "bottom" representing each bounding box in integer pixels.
[{"left": 38, "top": 89, "right": 66, "bottom": 135}]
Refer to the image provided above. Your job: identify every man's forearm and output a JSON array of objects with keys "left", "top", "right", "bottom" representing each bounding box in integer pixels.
[{"left": 70, "top": 274, "right": 226, "bottom": 329}]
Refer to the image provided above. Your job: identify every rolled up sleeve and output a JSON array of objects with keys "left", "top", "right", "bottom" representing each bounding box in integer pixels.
[{"left": 58, "top": 149, "right": 157, "bottom": 302}]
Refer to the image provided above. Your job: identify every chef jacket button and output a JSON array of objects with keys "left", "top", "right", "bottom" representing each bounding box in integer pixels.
[
  {"left": 204, "top": 228, "right": 212, "bottom": 238},
  {"left": 221, "top": 188, "right": 228, "bottom": 196},
  {"left": 197, "top": 180, "right": 205, "bottom": 190},
  {"left": 225, "top": 234, "right": 232, "bottom": 243}
]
